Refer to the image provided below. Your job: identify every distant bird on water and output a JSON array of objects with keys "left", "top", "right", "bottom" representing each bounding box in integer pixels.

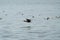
[
  {"left": 46, "top": 17, "right": 50, "bottom": 20},
  {"left": 24, "top": 19, "right": 31, "bottom": 23}
]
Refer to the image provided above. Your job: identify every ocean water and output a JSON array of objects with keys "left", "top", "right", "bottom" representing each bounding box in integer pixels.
[{"left": 0, "top": 0, "right": 60, "bottom": 40}]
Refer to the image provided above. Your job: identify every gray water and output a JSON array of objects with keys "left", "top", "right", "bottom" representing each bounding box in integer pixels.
[{"left": 0, "top": 0, "right": 60, "bottom": 40}]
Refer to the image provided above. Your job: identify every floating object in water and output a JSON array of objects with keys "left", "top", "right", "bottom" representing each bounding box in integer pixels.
[
  {"left": 24, "top": 19, "right": 31, "bottom": 23},
  {"left": 46, "top": 17, "right": 50, "bottom": 20}
]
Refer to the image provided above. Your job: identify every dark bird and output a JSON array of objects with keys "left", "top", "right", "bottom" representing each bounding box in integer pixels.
[
  {"left": 47, "top": 17, "right": 50, "bottom": 20},
  {"left": 24, "top": 19, "right": 31, "bottom": 23}
]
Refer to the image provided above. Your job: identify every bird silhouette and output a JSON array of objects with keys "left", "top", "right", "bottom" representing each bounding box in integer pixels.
[{"left": 24, "top": 19, "right": 31, "bottom": 23}]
